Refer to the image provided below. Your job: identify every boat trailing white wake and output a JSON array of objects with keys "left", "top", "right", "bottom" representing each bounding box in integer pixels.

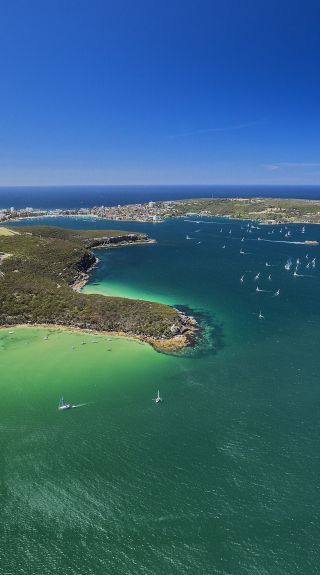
[{"left": 251, "top": 238, "right": 315, "bottom": 245}]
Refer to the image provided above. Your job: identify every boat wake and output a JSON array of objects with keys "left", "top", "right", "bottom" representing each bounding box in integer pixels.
[
  {"left": 252, "top": 238, "right": 314, "bottom": 245},
  {"left": 72, "top": 402, "right": 92, "bottom": 409}
]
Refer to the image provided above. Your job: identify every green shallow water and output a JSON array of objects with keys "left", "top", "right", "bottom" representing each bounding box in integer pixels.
[{"left": 1, "top": 216, "right": 320, "bottom": 574}]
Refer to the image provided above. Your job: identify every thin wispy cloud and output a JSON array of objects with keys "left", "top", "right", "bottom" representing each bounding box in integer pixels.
[
  {"left": 170, "top": 118, "right": 269, "bottom": 139},
  {"left": 265, "top": 162, "right": 320, "bottom": 171}
]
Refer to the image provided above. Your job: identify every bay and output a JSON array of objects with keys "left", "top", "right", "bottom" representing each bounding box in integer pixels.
[{"left": 1, "top": 211, "right": 320, "bottom": 574}]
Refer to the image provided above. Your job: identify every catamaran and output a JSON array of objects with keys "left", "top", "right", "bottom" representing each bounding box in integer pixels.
[
  {"left": 154, "top": 390, "right": 162, "bottom": 404},
  {"left": 58, "top": 396, "right": 73, "bottom": 411}
]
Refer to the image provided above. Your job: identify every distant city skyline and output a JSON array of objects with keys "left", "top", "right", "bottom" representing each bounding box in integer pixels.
[{"left": 0, "top": 0, "right": 319, "bottom": 186}]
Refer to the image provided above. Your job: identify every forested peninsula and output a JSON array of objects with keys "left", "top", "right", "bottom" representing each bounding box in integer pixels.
[{"left": 0, "top": 226, "right": 196, "bottom": 351}]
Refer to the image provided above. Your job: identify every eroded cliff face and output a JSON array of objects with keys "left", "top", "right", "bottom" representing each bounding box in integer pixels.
[
  {"left": 71, "top": 233, "right": 151, "bottom": 291},
  {"left": 74, "top": 251, "right": 96, "bottom": 273}
]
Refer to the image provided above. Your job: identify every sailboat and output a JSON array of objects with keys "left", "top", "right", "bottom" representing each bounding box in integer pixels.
[
  {"left": 284, "top": 259, "right": 292, "bottom": 271},
  {"left": 154, "top": 390, "right": 162, "bottom": 404},
  {"left": 258, "top": 311, "right": 264, "bottom": 319},
  {"left": 58, "top": 396, "right": 73, "bottom": 411}
]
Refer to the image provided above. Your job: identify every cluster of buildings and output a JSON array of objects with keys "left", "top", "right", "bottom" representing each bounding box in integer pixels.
[
  {"left": 0, "top": 206, "right": 46, "bottom": 222},
  {"left": 88, "top": 200, "right": 176, "bottom": 222},
  {"left": 0, "top": 200, "right": 179, "bottom": 224},
  {"left": 0, "top": 206, "right": 88, "bottom": 222}
]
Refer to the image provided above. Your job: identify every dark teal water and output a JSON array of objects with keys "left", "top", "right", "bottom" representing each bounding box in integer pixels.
[
  {"left": 1, "top": 215, "right": 320, "bottom": 574},
  {"left": 1, "top": 183, "right": 320, "bottom": 209}
]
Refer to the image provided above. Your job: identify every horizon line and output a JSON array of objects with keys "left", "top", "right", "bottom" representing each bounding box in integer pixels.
[{"left": 0, "top": 183, "right": 320, "bottom": 189}]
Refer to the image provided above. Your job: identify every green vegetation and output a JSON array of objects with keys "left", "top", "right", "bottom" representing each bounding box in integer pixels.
[
  {"left": 161, "top": 197, "right": 320, "bottom": 223},
  {"left": 0, "top": 226, "right": 187, "bottom": 343}
]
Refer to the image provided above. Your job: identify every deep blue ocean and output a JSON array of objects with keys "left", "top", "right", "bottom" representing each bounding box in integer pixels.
[{"left": 0, "top": 184, "right": 320, "bottom": 209}]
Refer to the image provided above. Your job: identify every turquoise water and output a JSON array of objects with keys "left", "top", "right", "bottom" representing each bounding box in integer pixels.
[{"left": 1, "top": 216, "right": 320, "bottom": 574}]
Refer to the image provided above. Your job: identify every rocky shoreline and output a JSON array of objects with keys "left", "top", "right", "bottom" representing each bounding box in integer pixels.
[
  {"left": 0, "top": 312, "right": 198, "bottom": 353},
  {"left": 70, "top": 235, "right": 156, "bottom": 292},
  {"left": 68, "top": 234, "right": 198, "bottom": 350},
  {"left": 0, "top": 226, "right": 198, "bottom": 353}
]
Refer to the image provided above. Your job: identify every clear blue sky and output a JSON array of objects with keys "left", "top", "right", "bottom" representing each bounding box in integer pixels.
[{"left": 0, "top": 0, "right": 319, "bottom": 185}]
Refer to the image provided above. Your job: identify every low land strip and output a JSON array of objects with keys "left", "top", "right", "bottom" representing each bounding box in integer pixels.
[{"left": 2, "top": 197, "right": 320, "bottom": 224}]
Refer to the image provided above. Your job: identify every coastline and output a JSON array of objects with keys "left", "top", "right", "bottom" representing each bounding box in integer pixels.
[
  {"left": 3, "top": 209, "right": 320, "bottom": 231},
  {"left": 0, "top": 226, "right": 198, "bottom": 352},
  {"left": 3, "top": 193, "right": 320, "bottom": 228},
  {"left": 0, "top": 322, "right": 196, "bottom": 352},
  {"left": 70, "top": 238, "right": 156, "bottom": 292}
]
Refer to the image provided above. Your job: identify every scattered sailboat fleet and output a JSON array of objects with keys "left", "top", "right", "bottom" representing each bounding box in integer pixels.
[{"left": 230, "top": 221, "right": 319, "bottom": 321}]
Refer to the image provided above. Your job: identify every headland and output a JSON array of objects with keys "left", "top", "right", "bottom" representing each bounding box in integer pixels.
[
  {"left": 0, "top": 226, "right": 197, "bottom": 351},
  {"left": 2, "top": 196, "right": 320, "bottom": 225}
]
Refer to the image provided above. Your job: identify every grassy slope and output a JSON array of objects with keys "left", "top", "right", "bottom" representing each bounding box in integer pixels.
[
  {"left": 0, "top": 227, "right": 16, "bottom": 236},
  {"left": 0, "top": 226, "right": 181, "bottom": 340},
  {"left": 165, "top": 198, "right": 320, "bottom": 223}
]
